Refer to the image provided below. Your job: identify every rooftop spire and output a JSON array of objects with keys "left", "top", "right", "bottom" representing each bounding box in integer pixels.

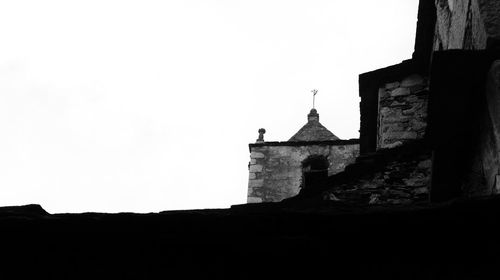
[
  {"left": 311, "top": 89, "right": 318, "bottom": 109},
  {"left": 289, "top": 108, "right": 339, "bottom": 142}
]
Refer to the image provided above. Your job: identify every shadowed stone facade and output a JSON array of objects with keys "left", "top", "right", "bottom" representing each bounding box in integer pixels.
[
  {"left": 429, "top": 52, "right": 500, "bottom": 201},
  {"left": 324, "top": 142, "right": 432, "bottom": 205},
  {"left": 247, "top": 109, "right": 359, "bottom": 203},
  {"left": 248, "top": 140, "right": 359, "bottom": 202},
  {"left": 480, "top": 60, "right": 500, "bottom": 194},
  {"left": 246, "top": 0, "right": 500, "bottom": 205},
  {"left": 332, "top": 0, "right": 437, "bottom": 205}
]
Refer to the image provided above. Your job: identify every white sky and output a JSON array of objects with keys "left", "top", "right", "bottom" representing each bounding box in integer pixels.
[{"left": 0, "top": 0, "right": 419, "bottom": 213}]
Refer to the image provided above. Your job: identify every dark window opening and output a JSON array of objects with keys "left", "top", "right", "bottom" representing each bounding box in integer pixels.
[{"left": 301, "top": 155, "right": 329, "bottom": 191}]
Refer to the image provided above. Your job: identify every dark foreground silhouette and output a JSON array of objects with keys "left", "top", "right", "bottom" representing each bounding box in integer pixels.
[{"left": 1, "top": 197, "right": 500, "bottom": 279}]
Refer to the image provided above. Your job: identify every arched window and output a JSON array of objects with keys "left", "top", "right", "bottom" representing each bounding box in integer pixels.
[{"left": 301, "top": 155, "right": 329, "bottom": 190}]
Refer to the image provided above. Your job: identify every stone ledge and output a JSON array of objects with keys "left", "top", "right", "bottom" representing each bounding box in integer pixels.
[
  {"left": 249, "top": 139, "right": 360, "bottom": 150},
  {"left": 247, "top": 197, "right": 263, "bottom": 203}
]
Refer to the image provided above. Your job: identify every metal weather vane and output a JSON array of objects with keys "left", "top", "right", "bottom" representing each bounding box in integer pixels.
[{"left": 311, "top": 89, "right": 318, "bottom": 109}]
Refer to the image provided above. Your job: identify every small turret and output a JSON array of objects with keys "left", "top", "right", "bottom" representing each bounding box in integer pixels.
[{"left": 307, "top": 108, "right": 319, "bottom": 122}]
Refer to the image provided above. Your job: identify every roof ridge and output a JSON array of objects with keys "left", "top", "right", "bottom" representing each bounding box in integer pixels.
[{"left": 289, "top": 117, "right": 339, "bottom": 141}]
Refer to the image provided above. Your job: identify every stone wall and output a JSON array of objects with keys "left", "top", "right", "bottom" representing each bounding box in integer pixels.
[
  {"left": 248, "top": 141, "right": 359, "bottom": 203},
  {"left": 426, "top": 51, "right": 500, "bottom": 202},
  {"left": 433, "top": 0, "right": 490, "bottom": 50},
  {"left": 325, "top": 149, "right": 432, "bottom": 205},
  {"left": 483, "top": 60, "right": 500, "bottom": 193},
  {"left": 377, "top": 74, "right": 429, "bottom": 149},
  {"left": 463, "top": 60, "right": 500, "bottom": 196}
]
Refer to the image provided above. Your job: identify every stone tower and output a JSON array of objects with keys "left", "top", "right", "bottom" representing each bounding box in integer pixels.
[{"left": 247, "top": 109, "right": 359, "bottom": 203}]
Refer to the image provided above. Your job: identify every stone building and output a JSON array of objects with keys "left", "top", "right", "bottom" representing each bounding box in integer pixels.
[
  {"left": 326, "top": 0, "right": 500, "bottom": 205},
  {"left": 247, "top": 109, "right": 359, "bottom": 203},
  {"left": 335, "top": 0, "right": 435, "bottom": 205},
  {"left": 248, "top": 0, "right": 500, "bottom": 206}
]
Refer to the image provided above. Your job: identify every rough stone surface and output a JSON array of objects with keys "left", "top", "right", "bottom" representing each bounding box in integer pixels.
[
  {"left": 324, "top": 147, "right": 432, "bottom": 205},
  {"left": 390, "top": 87, "right": 411, "bottom": 97},
  {"left": 463, "top": 60, "right": 500, "bottom": 197},
  {"left": 247, "top": 197, "right": 262, "bottom": 203},
  {"left": 486, "top": 60, "right": 500, "bottom": 153},
  {"left": 248, "top": 179, "right": 263, "bottom": 188},
  {"left": 377, "top": 74, "right": 429, "bottom": 149},
  {"left": 385, "top": 81, "right": 400, "bottom": 90},
  {"left": 248, "top": 143, "right": 359, "bottom": 202},
  {"left": 401, "top": 74, "right": 426, "bottom": 87},
  {"left": 425, "top": 51, "right": 500, "bottom": 202},
  {"left": 249, "top": 165, "right": 263, "bottom": 173},
  {"left": 434, "top": 0, "right": 488, "bottom": 50},
  {"left": 250, "top": 152, "right": 265, "bottom": 158},
  {"left": 289, "top": 110, "right": 340, "bottom": 142},
  {"left": 477, "top": 0, "right": 500, "bottom": 44}
]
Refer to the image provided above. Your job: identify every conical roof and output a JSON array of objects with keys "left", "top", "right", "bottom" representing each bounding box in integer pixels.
[{"left": 289, "top": 109, "right": 339, "bottom": 142}]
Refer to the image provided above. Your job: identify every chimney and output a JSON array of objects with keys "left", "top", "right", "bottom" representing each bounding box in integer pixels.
[{"left": 256, "top": 128, "right": 266, "bottom": 143}]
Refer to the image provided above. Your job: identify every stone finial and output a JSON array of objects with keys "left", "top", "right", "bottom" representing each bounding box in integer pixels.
[
  {"left": 307, "top": 109, "right": 319, "bottom": 122},
  {"left": 256, "top": 128, "right": 266, "bottom": 143}
]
